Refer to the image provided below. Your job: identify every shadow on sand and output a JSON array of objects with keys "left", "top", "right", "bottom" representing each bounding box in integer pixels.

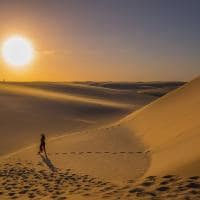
[{"left": 40, "top": 154, "right": 57, "bottom": 172}]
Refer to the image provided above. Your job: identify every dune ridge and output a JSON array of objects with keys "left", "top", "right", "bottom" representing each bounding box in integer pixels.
[{"left": 123, "top": 76, "right": 200, "bottom": 176}]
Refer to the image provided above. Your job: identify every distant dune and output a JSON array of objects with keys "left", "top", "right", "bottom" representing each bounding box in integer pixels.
[
  {"left": 78, "top": 81, "right": 185, "bottom": 97},
  {"left": 0, "top": 82, "right": 155, "bottom": 156}
]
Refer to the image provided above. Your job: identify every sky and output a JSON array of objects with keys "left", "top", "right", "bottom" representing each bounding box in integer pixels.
[{"left": 0, "top": 0, "right": 199, "bottom": 82}]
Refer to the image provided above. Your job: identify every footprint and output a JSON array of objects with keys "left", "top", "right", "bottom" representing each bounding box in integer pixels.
[
  {"left": 127, "top": 180, "right": 135, "bottom": 184},
  {"left": 162, "top": 175, "right": 175, "bottom": 179},
  {"left": 57, "top": 197, "right": 67, "bottom": 200},
  {"left": 37, "top": 162, "right": 43, "bottom": 166},
  {"left": 144, "top": 150, "right": 151, "bottom": 154},
  {"left": 82, "top": 193, "right": 90, "bottom": 196},
  {"left": 156, "top": 186, "right": 170, "bottom": 191},
  {"left": 11, "top": 196, "right": 19, "bottom": 199},
  {"left": 141, "top": 181, "right": 154, "bottom": 187},
  {"left": 186, "top": 182, "right": 200, "bottom": 189},
  {"left": 8, "top": 192, "right": 16, "bottom": 196},
  {"left": 129, "top": 188, "right": 144, "bottom": 193},
  {"left": 160, "top": 180, "right": 169, "bottom": 185},
  {"left": 146, "top": 176, "right": 157, "bottom": 180},
  {"left": 189, "top": 176, "right": 199, "bottom": 180},
  {"left": 145, "top": 192, "right": 156, "bottom": 197}
]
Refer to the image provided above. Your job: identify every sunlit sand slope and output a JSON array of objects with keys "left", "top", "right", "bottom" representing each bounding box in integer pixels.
[{"left": 123, "top": 76, "right": 200, "bottom": 176}]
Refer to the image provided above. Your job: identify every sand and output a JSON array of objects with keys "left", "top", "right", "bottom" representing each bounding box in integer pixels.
[
  {"left": 0, "top": 78, "right": 200, "bottom": 199},
  {"left": 0, "top": 82, "right": 154, "bottom": 156},
  {"left": 123, "top": 76, "right": 200, "bottom": 176}
]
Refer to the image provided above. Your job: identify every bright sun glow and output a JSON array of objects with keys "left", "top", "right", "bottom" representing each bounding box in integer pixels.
[{"left": 2, "top": 36, "right": 34, "bottom": 68}]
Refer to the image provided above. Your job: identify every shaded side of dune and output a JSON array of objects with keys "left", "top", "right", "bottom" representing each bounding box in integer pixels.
[{"left": 0, "top": 82, "right": 155, "bottom": 156}]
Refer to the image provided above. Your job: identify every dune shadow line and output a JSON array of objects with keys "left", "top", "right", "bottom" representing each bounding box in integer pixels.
[{"left": 40, "top": 154, "right": 57, "bottom": 172}]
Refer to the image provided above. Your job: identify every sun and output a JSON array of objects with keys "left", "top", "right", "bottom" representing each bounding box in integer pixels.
[{"left": 1, "top": 36, "right": 34, "bottom": 68}]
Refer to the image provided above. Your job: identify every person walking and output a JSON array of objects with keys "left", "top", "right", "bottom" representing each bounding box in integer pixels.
[{"left": 38, "top": 134, "right": 47, "bottom": 156}]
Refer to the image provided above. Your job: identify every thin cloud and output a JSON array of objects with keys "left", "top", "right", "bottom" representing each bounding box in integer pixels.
[
  {"left": 36, "top": 49, "right": 73, "bottom": 56},
  {"left": 36, "top": 49, "right": 56, "bottom": 55}
]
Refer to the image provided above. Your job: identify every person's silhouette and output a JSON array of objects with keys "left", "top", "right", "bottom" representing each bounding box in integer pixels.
[{"left": 38, "top": 134, "right": 47, "bottom": 156}]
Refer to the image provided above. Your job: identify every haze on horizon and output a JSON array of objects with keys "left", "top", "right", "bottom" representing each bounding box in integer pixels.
[{"left": 0, "top": 0, "right": 199, "bottom": 82}]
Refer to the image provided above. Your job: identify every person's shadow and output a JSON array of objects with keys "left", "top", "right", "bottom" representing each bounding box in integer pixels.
[{"left": 40, "top": 154, "right": 57, "bottom": 172}]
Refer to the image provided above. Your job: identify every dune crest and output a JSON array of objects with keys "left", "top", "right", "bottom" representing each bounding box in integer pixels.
[{"left": 123, "top": 76, "right": 200, "bottom": 176}]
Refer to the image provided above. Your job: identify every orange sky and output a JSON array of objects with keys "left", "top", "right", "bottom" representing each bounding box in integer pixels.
[{"left": 0, "top": 1, "right": 199, "bottom": 82}]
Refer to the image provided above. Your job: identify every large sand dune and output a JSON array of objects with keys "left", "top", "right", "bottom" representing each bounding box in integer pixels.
[
  {"left": 1, "top": 78, "right": 200, "bottom": 199},
  {"left": 123, "top": 76, "right": 200, "bottom": 176}
]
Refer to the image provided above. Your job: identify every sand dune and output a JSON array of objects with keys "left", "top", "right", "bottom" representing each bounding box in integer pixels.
[
  {"left": 0, "top": 78, "right": 199, "bottom": 199},
  {"left": 6, "top": 82, "right": 156, "bottom": 104},
  {"left": 123, "top": 76, "right": 200, "bottom": 176},
  {"left": 0, "top": 82, "right": 154, "bottom": 156}
]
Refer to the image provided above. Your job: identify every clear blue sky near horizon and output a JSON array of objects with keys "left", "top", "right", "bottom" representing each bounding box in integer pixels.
[{"left": 0, "top": 0, "right": 199, "bottom": 81}]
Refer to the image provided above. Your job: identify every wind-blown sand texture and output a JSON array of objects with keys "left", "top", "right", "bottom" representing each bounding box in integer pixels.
[
  {"left": 0, "top": 82, "right": 155, "bottom": 156},
  {"left": 1, "top": 79, "right": 200, "bottom": 199}
]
